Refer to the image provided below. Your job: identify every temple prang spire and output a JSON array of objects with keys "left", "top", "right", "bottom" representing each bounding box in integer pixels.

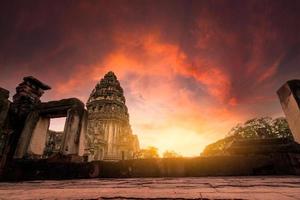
[{"left": 86, "top": 71, "right": 139, "bottom": 161}]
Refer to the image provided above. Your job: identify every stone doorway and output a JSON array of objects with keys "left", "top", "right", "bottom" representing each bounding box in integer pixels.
[
  {"left": 43, "top": 117, "right": 66, "bottom": 157},
  {"left": 13, "top": 98, "right": 88, "bottom": 159}
]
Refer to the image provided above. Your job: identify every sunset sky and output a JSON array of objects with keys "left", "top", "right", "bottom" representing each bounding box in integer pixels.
[{"left": 1, "top": 0, "right": 300, "bottom": 156}]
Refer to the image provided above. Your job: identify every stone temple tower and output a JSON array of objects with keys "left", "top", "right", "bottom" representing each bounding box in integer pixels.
[{"left": 86, "top": 71, "right": 139, "bottom": 161}]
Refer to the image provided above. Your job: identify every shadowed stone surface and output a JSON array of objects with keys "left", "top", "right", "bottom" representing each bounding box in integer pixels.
[
  {"left": 1, "top": 77, "right": 51, "bottom": 175},
  {"left": 27, "top": 117, "right": 50, "bottom": 155},
  {"left": 0, "top": 177, "right": 300, "bottom": 200},
  {"left": 277, "top": 80, "right": 300, "bottom": 143},
  {"left": 0, "top": 88, "right": 10, "bottom": 130}
]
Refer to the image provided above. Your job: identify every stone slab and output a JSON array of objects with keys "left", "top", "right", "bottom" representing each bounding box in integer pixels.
[
  {"left": 277, "top": 80, "right": 300, "bottom": 143},
  {"left": 61, "top": 110, "right": 80, "bottom": 155},
  {"left": 27, "top": 117, "right": 50, "bottom": 155},
  {"left": 14, "top": 112, "right": 40, "bottom": 158},
  {"left": 0, "top": 177, "right": 300, "bottom": 199}
]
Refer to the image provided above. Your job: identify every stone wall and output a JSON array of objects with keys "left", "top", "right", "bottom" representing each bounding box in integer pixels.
[
  {"left": 0, "top": 88, "right": 10, "bottom": 157},
  {"left": 3, "top": 154, "right": 300, "bottom": 180}
]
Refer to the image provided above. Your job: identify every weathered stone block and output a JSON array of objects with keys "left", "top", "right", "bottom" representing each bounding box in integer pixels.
[
  {"left": 0, "top": 87, "right": 10, "bottom": 173},
  {"left": 12, "top": 76, "right": 51, "bottom": 121},
  {"left": 79, "top": 110, "right": 88, "bottom": 156},
  {"left": 0, "top": 87, "right": 9, "bottom": 99},
  {"left": 27, "top": 117, "right": 50, "bottom": 156},
  {"left": 277, "top": 80, "right": 300, "bottom": 143},
  {"left": 0, "top": 88, "right": 10, "bottom": 129},
  {"left": 38, "top": 98, "right": 84, "bottom": 118},
  {"left": 61, "top": 109, "right": 81, "bottom": 155},
  {"left": 14, "top": 112, "right": 40, "bottom": 158}
]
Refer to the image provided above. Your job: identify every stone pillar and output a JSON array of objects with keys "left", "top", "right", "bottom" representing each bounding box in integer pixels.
[
  {"left": 14, "top": 111, "right": 40, "bottom": 158},
  {"left": 0, "top": 88, "right": 10, "bottom": 132},
  {"left": 10, "top": 77, "right": 51, "bottom": 159},
  {"left": 0, "top": 88, "right": 10, "bottom": 175},
  {"left": 12, "top": 76, "right": 51, "bottom": 122},
  {"left": 0, "top": 89, "right": 10, "bottom": 150},
  {"left": 61, "top": 109, "right": 80, "bottom": 155},
  {"left": 277, "top": 80, "right": 300, "bottom": 143},
  {"left": 78, "top": 110, "right": 88, "bottom": 156},
  {"left": 27, "top": 117, "right": 50, "bottom": 156}
]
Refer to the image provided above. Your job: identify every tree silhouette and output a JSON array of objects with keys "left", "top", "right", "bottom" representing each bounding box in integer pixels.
[
  {"left": 202, "top": 117, "right": 294, "bottom": 156},
  {"left": 227, "top": 117, "right": 293, "bottom": 139},
  {"left": 136, "top": 146, "right": 159, "bottom": 159},
  {"left": 163, "top": 150, "right": 182, "bottom": 158}
]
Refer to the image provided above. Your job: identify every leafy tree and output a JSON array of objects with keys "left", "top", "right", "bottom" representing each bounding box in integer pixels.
[
  {"left": 227, "top": 117, "right": 293, "bottom": 139},
  {"left": 163, "top": 150, "right": 182, "bottom": 158},
  {"left": 271, "top": 117, "right": 293, "bottom": 139},
  {"left": 202, "top": 117, "right": 294, "bottom": 156},
  {"left": 136, "top": 146, "right": 159, "bottom": 159}
]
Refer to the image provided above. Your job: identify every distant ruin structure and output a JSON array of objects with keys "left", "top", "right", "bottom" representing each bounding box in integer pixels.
[
  {"left": 44, "top": 130, "right": 63, "bottom": 157},
  {"left": 277, "top": 80, "right": 300, "bottom": 143},
  {"left": 86, "top": 71, "right": 139, "bottom": 161}
]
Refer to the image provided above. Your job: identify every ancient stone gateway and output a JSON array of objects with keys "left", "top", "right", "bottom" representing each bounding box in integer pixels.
[
  {"left": 0, "top": 76, "right": 88, "bottom": 160},
  {"left": 14, "top": 98, "right": 87, "bottom": 159},
  {"left": 277, "top": 80, "right": 300, "bottom": 143},
  {"left": 86, "top": 71, "right": 139, "bottom": 161},
  {"left": 0, "top": 76, "right": 89, "bottom": 176}
]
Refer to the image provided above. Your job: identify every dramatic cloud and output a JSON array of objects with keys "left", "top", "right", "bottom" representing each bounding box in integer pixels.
[{"left": 1, "top": 0, "right": 300, "bottom": 155}]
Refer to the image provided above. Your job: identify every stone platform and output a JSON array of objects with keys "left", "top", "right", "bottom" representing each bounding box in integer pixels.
[{"left": 0, "top": 177, "right": 300, "bottom": 200}]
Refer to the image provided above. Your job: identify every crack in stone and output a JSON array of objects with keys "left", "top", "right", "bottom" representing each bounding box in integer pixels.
[{"left": 214, "top": 184, "right": 300, "bottom": 188}]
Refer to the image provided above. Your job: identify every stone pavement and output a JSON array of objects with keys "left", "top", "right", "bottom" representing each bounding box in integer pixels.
[{"left": 0, "top": 176, "right": 300, "bottom": 200}]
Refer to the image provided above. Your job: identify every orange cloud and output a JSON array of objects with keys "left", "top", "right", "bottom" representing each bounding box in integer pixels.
[
  {"left": 49, "top": 30, "right": 241, "bottom": 155},
  {"left": 3, "top": 1, "right": 298, "bottom": 155},
  {"left": 176, "top": 62, "right": 232, "bottom": 103}
]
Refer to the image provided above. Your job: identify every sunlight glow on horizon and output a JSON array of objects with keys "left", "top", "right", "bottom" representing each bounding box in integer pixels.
[
  {"left": 49, "top": 118, "right": 218, "bottom": 156},
  {"left": 137, "top": 127, "right": 214, "bottom": 157}
]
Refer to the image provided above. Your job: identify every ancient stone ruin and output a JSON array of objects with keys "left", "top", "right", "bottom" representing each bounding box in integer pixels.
[
  {"left": 0, "top": 73, "right": 141, "bottom": 179},
  {"left": 86, "top": 71, "right": 140, "bottom": 161},
  {"left": 0, "top": 76, "right": 300, "bottom": 180},
  {"left": 44, "top": 130, "right": 63, "bottom": 157},
  {"left": 277, "top": 80, "right": 300, "bottom": 143},
  {"left": 0, "top": 76, "right": 87, "bottom": 176}
]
